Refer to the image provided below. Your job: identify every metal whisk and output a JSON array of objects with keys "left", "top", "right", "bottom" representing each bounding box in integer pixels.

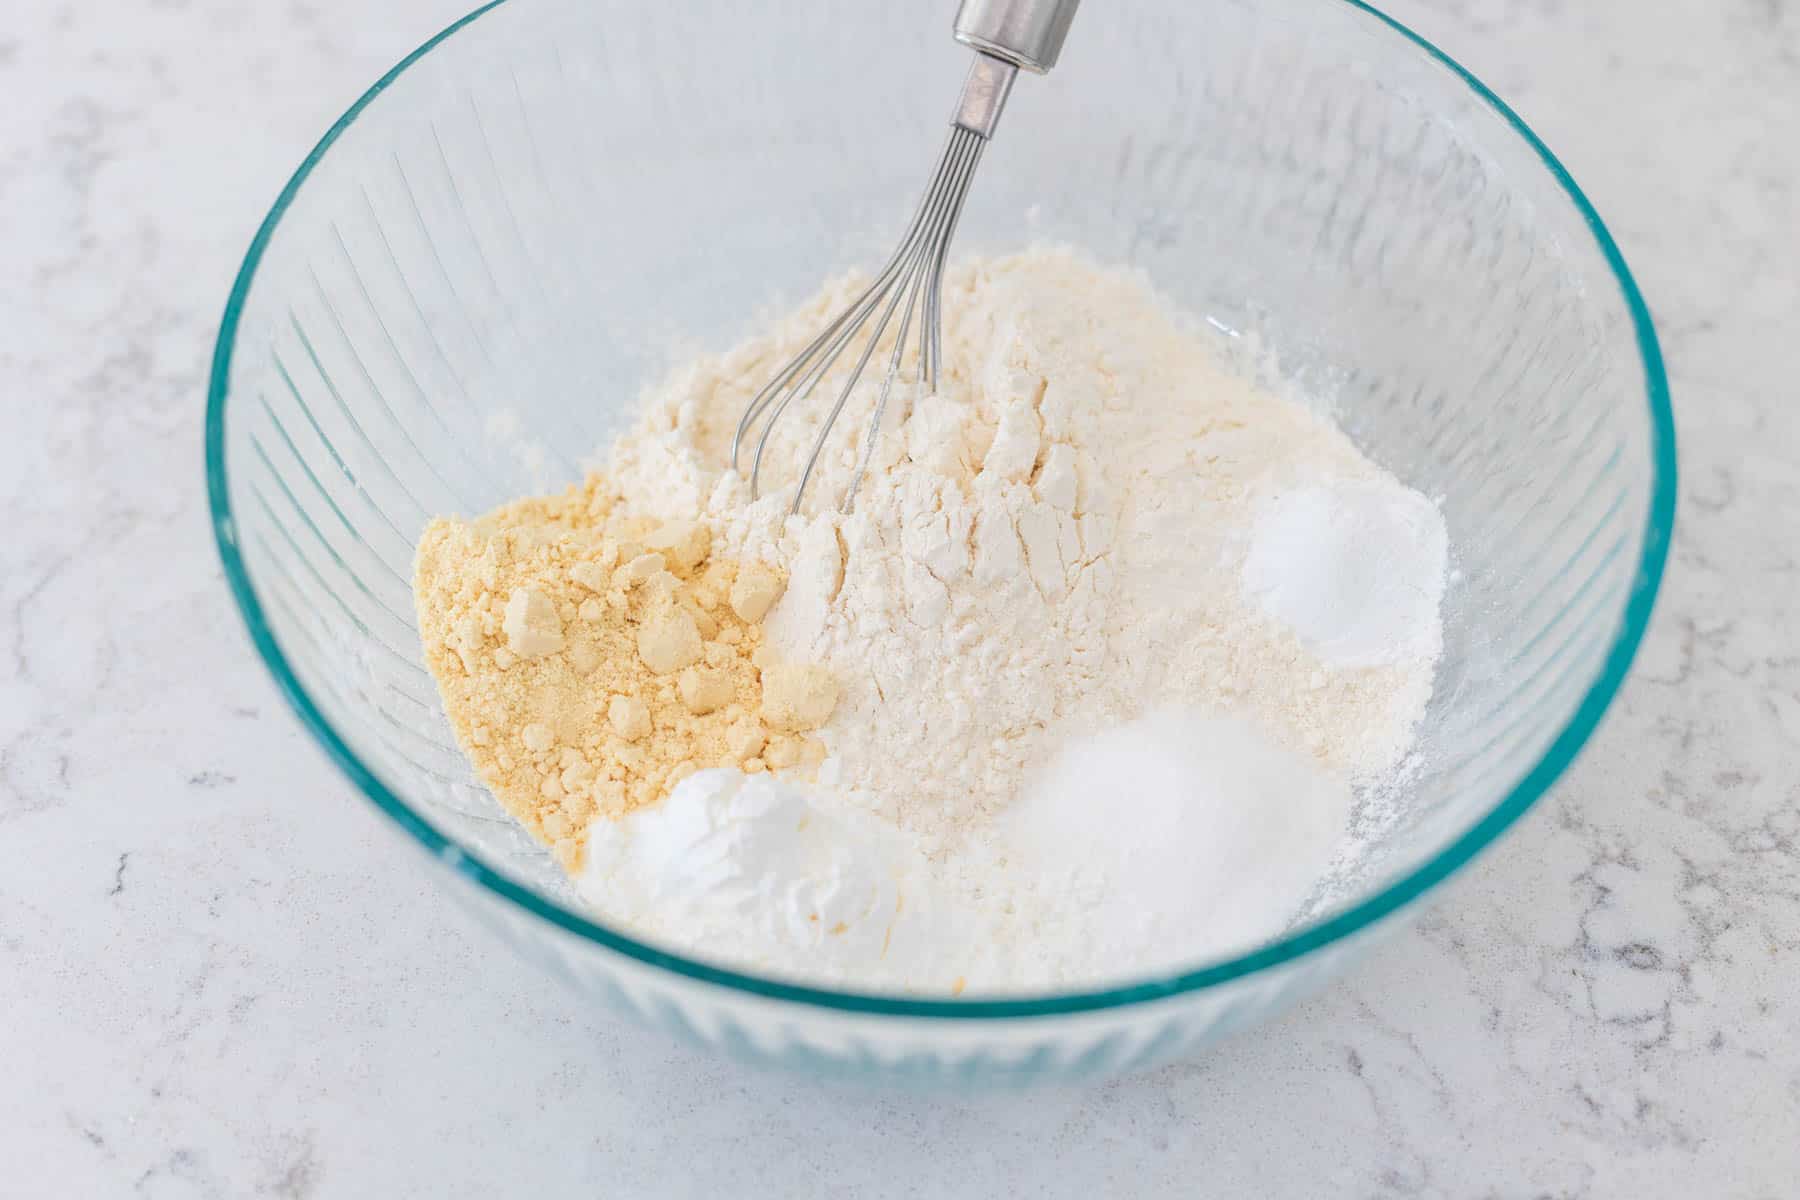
[{"left": 731, "top": 0, "right": 1082, "bottom": 514}]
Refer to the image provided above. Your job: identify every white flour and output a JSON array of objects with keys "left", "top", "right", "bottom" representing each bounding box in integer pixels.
[
  {"left": 613, "top": 248, "right": 1440, "bottom": 847},
  {"left": 572, "top": 247, "right": 1447, "bottom": 989}
]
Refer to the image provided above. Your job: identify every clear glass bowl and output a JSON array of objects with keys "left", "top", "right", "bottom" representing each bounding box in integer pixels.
[{"left": 207, "top": 0, "right": 1674, "bottom": 1084}]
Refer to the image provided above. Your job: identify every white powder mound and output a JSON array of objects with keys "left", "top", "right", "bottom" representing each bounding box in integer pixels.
[
  {"left": 1242, "top": 481, "right": 1448, "bottom": 668},
  {"left": 609, "top": 248, "right": 1443, "bottom": 851},
  {"left": 578, "top": 712, "right": 1352, "bottom": 992},
  {"left": 578, "top": 769, "right": 941, "bottom": 988},
  {"left": 980, "top": 709, "right": 1354, "bottom": 984}
]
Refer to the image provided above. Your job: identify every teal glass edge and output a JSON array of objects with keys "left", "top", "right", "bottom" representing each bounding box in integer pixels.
[{"left": 205, "top": 0, "right": 1677, "bottom": 1019}]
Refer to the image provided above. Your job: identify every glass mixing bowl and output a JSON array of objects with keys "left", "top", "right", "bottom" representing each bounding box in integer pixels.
[{"left": 207, "top": 0, "right": 1674, "bottom": 1084}]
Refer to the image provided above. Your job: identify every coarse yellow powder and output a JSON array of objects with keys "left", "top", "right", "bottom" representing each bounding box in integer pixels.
[{"left": 413, "top": 475, "right": 836, "bottom": 869}]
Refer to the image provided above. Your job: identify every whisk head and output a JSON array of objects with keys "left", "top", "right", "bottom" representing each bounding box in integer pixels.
[
  {"left": 730, "top": 127, "right": 986, "bottom": 516},
  {"left": 732, "top": 54, "right": 1020, "bottom": 516}
]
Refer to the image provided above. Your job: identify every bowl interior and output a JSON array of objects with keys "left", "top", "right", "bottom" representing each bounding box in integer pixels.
[{"left": 211, "top": 0, "right": 1671, "bottom": 1009}]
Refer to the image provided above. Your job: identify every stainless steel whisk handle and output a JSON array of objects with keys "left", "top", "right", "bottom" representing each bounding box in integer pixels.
[
  {"left": 953, "top": 0, "right": 1082, "bottom": 74},
  {"left": 950, "top": 0, "right": 1080, "bottom": 139}
]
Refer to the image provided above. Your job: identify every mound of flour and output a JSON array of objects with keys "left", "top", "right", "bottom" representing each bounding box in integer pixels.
[{"left": 608, "top": 248, "right": 1445, "bottom": 853}]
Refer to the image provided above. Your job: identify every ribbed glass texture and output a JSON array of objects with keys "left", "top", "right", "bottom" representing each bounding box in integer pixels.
[{"left": 208, "top": 0, "right": 1673, "bottom": 1083}]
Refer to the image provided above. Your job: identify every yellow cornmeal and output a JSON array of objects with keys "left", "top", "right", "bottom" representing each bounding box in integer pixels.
[{"left": 413, "top": 476, "right": 836, "bottom": 869}]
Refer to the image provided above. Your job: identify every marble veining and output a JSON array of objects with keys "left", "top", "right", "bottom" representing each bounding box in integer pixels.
[{"left": 2, "top": 0, "right": 1796, "bottom": 1195}]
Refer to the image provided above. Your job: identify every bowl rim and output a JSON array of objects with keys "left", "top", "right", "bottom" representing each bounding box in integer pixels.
[{"left": 206, "top": 0, "right": 1676, "bottom": 1019}]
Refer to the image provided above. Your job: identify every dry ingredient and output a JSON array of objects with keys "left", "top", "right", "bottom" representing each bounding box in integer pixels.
[
  {"left": 613, "top": 248, "right": 1442, "bottom": 849},
  {"left": 578, "top": 768, "right": 930, "bottom": 985},
  {"left": 1241, "top": 481, "right": 1448, "bottom": 668},
  {"left": 576, "top": 711, "right": 1356, "bottom": 991},
  {"left": 413, "top": 482, "right": 837, "bottom": 869},
  {"left": 416, "top": 248, "right": 1449, "bottom": 991},
  {"left": 977, "top": 709, "right": 1356, "bottom": 984}
]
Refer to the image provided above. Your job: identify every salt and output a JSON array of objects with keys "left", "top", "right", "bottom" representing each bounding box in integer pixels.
[{"left": 1241, "top": 480, "right": 1448, "bottom": 669}]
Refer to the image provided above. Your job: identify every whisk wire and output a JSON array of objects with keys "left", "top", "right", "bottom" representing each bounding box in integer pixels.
[
  {"left": 923, "top": 134, "right": 982, "bottom": 385},
  {"left": 735, "top": 127, "right": 987, "bottom": 513},
  {"left": 734, "top": 129, "right": 962, "bottom": 472},
  {"left": 842, "top": 132, "right": 986, "bottom": 511},
  {"left": 732, "top": 47, "right": 1024, "bottom": 515}
]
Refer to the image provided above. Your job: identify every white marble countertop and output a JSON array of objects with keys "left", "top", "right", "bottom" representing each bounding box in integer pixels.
[{"left": 4, "top": 0, "right": 1796, "bottom": 1195}]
